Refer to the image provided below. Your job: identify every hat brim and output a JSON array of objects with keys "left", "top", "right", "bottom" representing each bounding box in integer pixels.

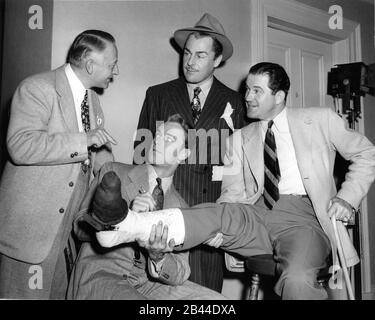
[{"left": 174, "top": 27, "right": 233, "bottom": 61}]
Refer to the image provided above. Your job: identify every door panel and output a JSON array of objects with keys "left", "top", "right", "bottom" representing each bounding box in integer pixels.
[{"left": 267, "top": 27, "right": 334, "bottom": 109}]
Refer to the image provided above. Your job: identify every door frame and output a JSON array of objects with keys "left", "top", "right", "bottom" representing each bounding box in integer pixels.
[{"left": 250, "top": 0, "right": 370, "bottom": 296}]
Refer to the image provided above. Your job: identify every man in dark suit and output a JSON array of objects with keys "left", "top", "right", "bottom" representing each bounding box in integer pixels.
[
  {"left": 69, "top": 115, "right": 226, "bottom": 299},
  {"left": 134, "top": 13, "right": 246, "bottom": 292},
  {"left": 0, "top": 30, "right": 117, "bottom": 299}
]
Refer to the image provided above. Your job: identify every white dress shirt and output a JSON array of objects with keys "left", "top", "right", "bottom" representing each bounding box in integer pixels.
[
  {"left": 261, "top": 108, "right": 307, "bottom": 195},
  {"left": 64, "top": 64, "right": 86, "bottom": 132}
]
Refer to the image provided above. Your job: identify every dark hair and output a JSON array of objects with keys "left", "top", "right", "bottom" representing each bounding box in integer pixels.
[
  {"left": 249, "top": 62, "right": 290, "bottom": 102},
  {"left": 67, "top": 30, "right": 115, "bottom": 67},
  {"left": 166, "top": 113, "right": 191, "bottom": 148},
  {"left": 188, "top": 31, "right": 223, "bottom": 59}
]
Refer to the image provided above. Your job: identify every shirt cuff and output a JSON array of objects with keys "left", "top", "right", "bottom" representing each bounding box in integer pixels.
[{"left": 148, "top": 256, "right": 167, "bottom": 278}]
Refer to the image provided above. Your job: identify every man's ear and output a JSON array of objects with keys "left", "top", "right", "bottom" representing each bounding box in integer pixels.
[
  {"left": 213, "top": 54, "right": 223, "bottom": 68},
  {"left": 177, "top": 148, "right": 191, "bottom": 162},
  {"left": 85, "top": 58, "right": 94, "bottom": 75},
  {"left": 275, "top": 90, "right": 286, "bottom": 105}
]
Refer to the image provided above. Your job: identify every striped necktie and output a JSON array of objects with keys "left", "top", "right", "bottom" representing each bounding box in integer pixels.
[
  {"left": 263, "top": 120, "right": 281, "bottom": 209},
  {"left": 191, "top": 87, "right": 202, "bottom": 125}
]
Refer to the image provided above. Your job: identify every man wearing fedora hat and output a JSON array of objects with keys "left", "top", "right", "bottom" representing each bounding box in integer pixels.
[{"left": 134, "top": 13, "right": 246, "bottom": 292}]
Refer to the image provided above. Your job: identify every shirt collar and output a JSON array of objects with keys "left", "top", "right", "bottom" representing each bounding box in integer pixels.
[
  {"left": 65, "top": 63, "right": 86, "bottom": 102},
  {"left": 261, "top": 107, "right": 288, "bottom": 134},
  {"left": 186, "top": 76, "right": 213, "bottom": 99},
  {"left": 147, "top": 164, "right": 173, "bottom": 192}
]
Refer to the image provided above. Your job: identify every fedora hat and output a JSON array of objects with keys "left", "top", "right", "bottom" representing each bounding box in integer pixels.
[{"left": 173, "top": 13, "right": 233, "bottom": 61}]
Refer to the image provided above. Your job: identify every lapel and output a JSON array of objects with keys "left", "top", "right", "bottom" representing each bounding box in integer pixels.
[
  {"left": 55, "top": 65, "right": 79, "bottom": 132},
  {"left": 125, "top": 164, "right": 183, "bottom": 209},
  {"left": 286, "top": 108, "right": 313, "bottom": 191},
  {"left": 242, "top": 122, "right": 264, "bottom": 187},
  {"left": 196, "top": 77, "right": 228, "bottom": 129},
  {"left": 164, "top": 184, "right": 186, "bottom": 209},
  {"left": 167, "top": 78, "right": 194, "bottom": 127},
  {"left": 125, "top": 165, "right": 150, "bottom": 201},
  {"left": 88, "top": 90, "right": 103, "bottom": 130}
]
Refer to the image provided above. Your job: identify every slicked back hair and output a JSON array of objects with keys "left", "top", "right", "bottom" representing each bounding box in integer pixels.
[
  {"left": 67, "top": 30, "right": 115, "bottom": 67},
  {"left": 249, "top": 62, "right": 290, "bottom": 103}
]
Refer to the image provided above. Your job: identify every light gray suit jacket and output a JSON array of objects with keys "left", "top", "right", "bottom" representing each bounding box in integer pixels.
[
  {"left": 68, "top": 162, "right": 191, "bottom": 299},
  {"left": 218, "top": 107, "right": 375, "bottom": 267},
  {"left": 0, "top": 65, "right": 113, "bottom": 264}
]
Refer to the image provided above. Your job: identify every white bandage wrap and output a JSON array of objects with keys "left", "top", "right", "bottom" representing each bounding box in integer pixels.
[{"left": 96, "top": 208, "right": 185, "bottom": 248}]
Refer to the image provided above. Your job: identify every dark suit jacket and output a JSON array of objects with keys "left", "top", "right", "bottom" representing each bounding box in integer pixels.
[
  {"left": 134, "top": 76, "right": 246, "bottom": 206},
  {"left": 68, "top": 162, "right": 190, "bottom": 299}
]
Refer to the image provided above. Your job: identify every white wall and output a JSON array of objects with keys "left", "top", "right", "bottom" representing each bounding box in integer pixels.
[
  {"left": 51, "top": 0, "right": 252, "bottom": 299},
  {"left": 51, "top": 0, "right": 251, "bottom": 164}
]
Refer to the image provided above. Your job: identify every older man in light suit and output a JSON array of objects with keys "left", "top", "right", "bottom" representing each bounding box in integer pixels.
[
  {"left": 95, "top": 63, "right": 375, "bottom": 300},
  {"left": 69, "top": 115, "right": 225, "bottom": 299},
  {"left": 0, "top": 30, "right": 118, "bottom": 299}
]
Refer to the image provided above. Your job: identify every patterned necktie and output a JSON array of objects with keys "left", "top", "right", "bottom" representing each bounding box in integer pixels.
[
  {"left": 264, "top": 120, "right": 281, "bottom": 209},
  {"left": 191, "top": 87, "right": 202, "bottom": 125},
  {"left": 81, "top": 90, "right": 91, "bottom": 172},
  {"left": 152, "top": 177, "right": 164, "bottom": 211},
  {"left": 81, "top": 90, "right": 90, "bottom": 132}
]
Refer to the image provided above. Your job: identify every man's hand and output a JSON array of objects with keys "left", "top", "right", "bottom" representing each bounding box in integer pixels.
[
  {"left": 204, "top": 232, "right": 223, "bottom": 248},
  {"left": 138, "top": 221, "right": 175, "bottom": 262},
  {"left": 87, "top": 128, "right": 117, "bottom": 148},
  {"left": 328, "top": 197, "right": 355, "bottom": 225},
  {"left": 131, "top": 192, "right": 156, "bottom": 212}
]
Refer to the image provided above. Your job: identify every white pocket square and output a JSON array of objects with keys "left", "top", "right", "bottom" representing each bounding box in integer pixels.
[{"left": 220, "top": 102, "right": 234, "bottom": 131}]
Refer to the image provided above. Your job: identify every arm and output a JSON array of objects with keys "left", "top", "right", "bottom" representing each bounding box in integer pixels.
[
  {"left": 216, "top": 131, "right": 248, "bottom": 204},
  {"left": 7, "top": 79, "right": 89, "bottom": 165},
  {"left": 327, "top": 109, "right": 375, "bottom": 220},
  {"left": 328, "top": 108, "right": 375, "bottom": 209}
]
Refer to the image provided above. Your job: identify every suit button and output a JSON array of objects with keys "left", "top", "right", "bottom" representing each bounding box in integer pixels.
[
  {"left": 203, "top": 189, "right": 207, "bottom": 194},
  {"left": 59, "top": 208, "right": 65, "bottom": 214},
  {"left": 70, "top": 153, "right": 75, "bottom": 158},
  {"left": 69, "top": 181, "right": 74, "bottom": 187}
]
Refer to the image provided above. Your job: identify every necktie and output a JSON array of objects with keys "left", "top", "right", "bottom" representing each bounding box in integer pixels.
[
  {"left": 81, "top": 90, "right": 91, "bottom": 172},
  {"left": 81, "top": 90, "right": 90, "bottom": 132},
  {"left": 263, "top": 120, "right": 281, "bottom": 209},
  {"left": 152, "top": 177, "right": 164, "bottom": 211},
  {"left": 134, "top": 178, "right": 164, "bottom": 262},
  {"left": 191, "top": 87, "right": 202, "bottom": 125}
]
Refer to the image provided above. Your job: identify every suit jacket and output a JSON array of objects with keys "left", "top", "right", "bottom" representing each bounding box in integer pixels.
[
  {"left": 0, "top": 65, "right": 113, "bottom": 264},
  {"left": 134, "top": 76, "right": 246, "bottom": 206},
  {"left": 217, "top": 107, "right": 375, "bottom": 267},
  {"left": 69, "top": 162, "right": 190, "bottom": 299}
]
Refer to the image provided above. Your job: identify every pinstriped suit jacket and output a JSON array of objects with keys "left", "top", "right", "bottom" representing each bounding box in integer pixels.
[{"left": 134, "top": 77, "right": 246, "bottom": 206}]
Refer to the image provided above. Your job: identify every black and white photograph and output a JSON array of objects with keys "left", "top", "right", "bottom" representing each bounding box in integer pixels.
[{"left": 0, "top": 0, "right": 374, "bottom": 311}]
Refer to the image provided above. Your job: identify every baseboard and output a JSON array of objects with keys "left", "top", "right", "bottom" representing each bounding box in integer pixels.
[{"left": 362, "top": 286, "right": 375, "bottom": 300}]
